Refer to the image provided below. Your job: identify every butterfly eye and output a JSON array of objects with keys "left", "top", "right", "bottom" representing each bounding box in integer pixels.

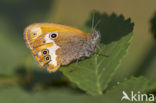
[
  {"left": 44, "top": 55, "right": 51, "bottom": 62},
  {"left": 49, "top": 32, "right": 58, "bottom": 39},
  {"left": 41, "top": 49, "right": 49, "bottom": 56}
]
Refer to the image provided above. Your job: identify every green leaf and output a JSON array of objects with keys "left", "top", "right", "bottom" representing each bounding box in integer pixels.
[
  {"left": 60, "top": 11, "right": 134, "bottom": 95},
  {"left": 0, "top": 86, "right": 105, "bottom": 103},
  {"left": 0, "top": 77, "right": 155, "bottom": 103},
  {"left": 102, "top": 77, "right": 156, "bottom": 103}
]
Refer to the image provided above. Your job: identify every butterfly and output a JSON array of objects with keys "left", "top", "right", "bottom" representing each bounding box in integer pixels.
[{"left": 24, "top": 23, "right": 100, "bottom": 72}]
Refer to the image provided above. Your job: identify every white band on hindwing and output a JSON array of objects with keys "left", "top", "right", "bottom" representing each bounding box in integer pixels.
[{"left": 43, "top": 33, "right": 60, "bottom": 67}]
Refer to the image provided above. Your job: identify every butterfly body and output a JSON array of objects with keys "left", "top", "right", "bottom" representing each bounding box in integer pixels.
[{"left": 24, "top": 23, "right": 100, "bottom": 72}]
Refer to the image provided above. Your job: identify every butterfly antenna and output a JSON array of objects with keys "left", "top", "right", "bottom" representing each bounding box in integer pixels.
[
  {"left": 93, "top": 19, "right": 102, "bottom": 33},
  {"left": 93, "top": 17, "right": 109, "bottom": 57},
  {"left": 91, "top": 11, "right": 102, "bottom": 34},
  {"left": 91, "top": 12, "right": 95, "bottom": 34}
]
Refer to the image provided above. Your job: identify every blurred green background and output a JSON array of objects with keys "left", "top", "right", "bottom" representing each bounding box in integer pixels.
[{"left": 0, "top": 0, "right": 156, "bottom": 103}]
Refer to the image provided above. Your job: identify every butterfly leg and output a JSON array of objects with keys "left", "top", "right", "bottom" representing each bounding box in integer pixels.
[{"left": 96, "top": 45, "right": 109, "bottom": 57}]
